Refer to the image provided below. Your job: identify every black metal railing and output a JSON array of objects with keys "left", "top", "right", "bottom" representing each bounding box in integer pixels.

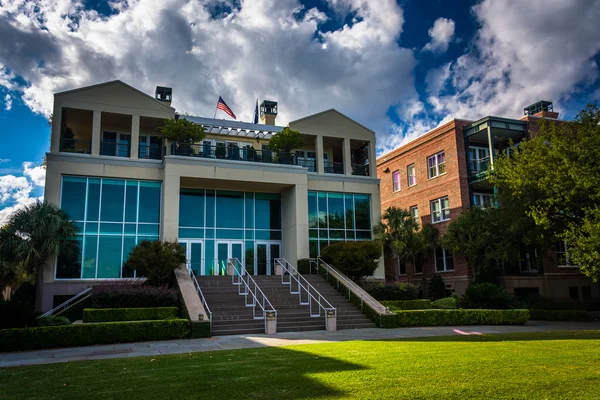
[
  {"left": 297, "top": 158, "right": 317, "bottom": 172},
  {"left": 139, "top": 144, "right": 163, "bottom": 160},
  {"left": 100, "top": 142, "right": 131, "bottom": 157},
  {"left": 468, "top": 157, "right": 491, "bottom": 177},
  {"left": 60, "top": 138, "right": 91, "bottom": 154},
  {"left": 352, "top": 163, "right": 369, "bottom": 176},
  {"left": 171, "top": 143, "right": 298, "bottom": 165},
  {"left": 324, "top": 161, "right": 344, "bottom": 174}
]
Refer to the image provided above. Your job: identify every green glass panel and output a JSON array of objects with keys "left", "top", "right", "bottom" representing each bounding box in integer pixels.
[
  {"left": 318, "top": 192, "right": 327, "bottom": 228},
  {"left": 216, "top": 229, "right": 244, "bottom": 239},
  {"left": 344, "top": 194, "right": 354, "bottom": 230},
  {"left": 245, "top": 230, "right": 254, "bottom": 239},
  {"left": 82, "top": 235, "right": 97, "bottom": 278},
  {"left": 217, "top": 242, "right": 229, "bottom": 276},
  {"left": 318, "top": 229, "right": 329, "bottom": 239},
  {"left": 124, "top": 223, "right": 136, "bottom": 235},
  {"left": 231, "top": 242, "right": 243, "bottom": 262},
  {"left": 85, "top": 222, "right": 99, "bottom": 235},
  {"left": 309, "top": 241, "right": 319, "bottom": 258},
  {"left": 245, "top": 192, "right": 254, "bottom": 229},
  {"left": 329, "top": 229, "right": 345, "bottom": 239},
  {"left": 179, "top": 228, "right": 204, "bottom": 239},
  {"left": 328, "top": 192, "right": 344, "bottom": 229},
  {"left": 206, "top": 190, "right": 215, "bottom": 228},
  {"left": 121, "top": 237, "right": 137, "bottom": 277},
  {"left": 190, "top": 242, "right": 202, "bottom": 275},
  {"left": 61, "top": 176, "right": 87, "bottom": 221},
  {"left": 256, "top": 243, "right": 267, "bottom": 275},
  {"left": 55, "top": 237, "right": 83, "bottom": 279},
  {"left": 74, "top": 222, "right": 84, "bottom": 232},
  {"left": 97, "top": 236, "right": 122, "bottom": 278},
  {"left": 137, "top": 236, "right": 159, "bottom": 242},
  {"left": 255, "top": 193, "right": 281, "bottom": 230},
  {"left": 255, "top": 230, "right": 282, "bottom": 240},
  {"left": 354, "top": 194, "right": 371, "bottom": 230},
  {"left": 245, "top": 241, "right": 255, "bottom": 274},
  {"left": 308, "top": 191, "right": 318, "bottom": 228},
  {"left": 179, "top": 189, "right": 204, "bottom": 227},
  {"left": 205, "top": 228, "right": 215, "bottom": 239},
  {"left": 100, "top": 179, "right": 125, "bottom": 222},
  {"left": 125, "top": 181, "right": 138, "bottom": 222},
  {"left": 100, "top": 223, "right": 123, "bottom": 235},
  {"left": 356, "top": 230, "right": 372, "bottom": 240},
  {"left": 86, "top": 178, "right": 101, "bottom": 221},
  {"left": 138, "top": 224, "right": 159, "bottom": 236},
  {"left": 309, "top": 229, "right": 318, "bottom": 239},
  {"left": 216, "top": 191, "right": 244, "bottom": 229},
  {"left": 346, "top": 230, "right": 355, "bottom": 240},
  {"left": 138, "top": 181, "right": 161, "bottom": 223},
  {"left": 205, "top": 240, "right": 214, "bottom": 276},
  {"left": 319, "top": 240, "right": 329, "bottom": 254}
]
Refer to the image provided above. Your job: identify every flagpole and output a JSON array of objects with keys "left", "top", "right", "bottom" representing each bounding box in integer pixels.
[{"left": 213, "top": 95, "right": 219, "bottom": 119}]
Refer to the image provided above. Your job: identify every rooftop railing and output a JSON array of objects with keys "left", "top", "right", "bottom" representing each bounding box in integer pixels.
[
  {"left": 171, "top": 142, "right": 299, "bottom": 166},
  {"left": 139, "top": 144, "right": 164, "bottom": 160},
  {"left": 100, "top": 142, "right": 131, "bottom": 158},
  {"left": 60, "top": 138, "right": 91, "bottom": 154},
  {"left": 324, "top": 161, "right": 344, "bottom": 174},
  {"left": 351, "top": 163, "right": 369, "bottom": 176}
]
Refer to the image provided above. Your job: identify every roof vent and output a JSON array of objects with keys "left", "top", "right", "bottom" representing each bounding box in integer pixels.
[{"left": 155, "top": 86, "right": 172, "bottom": 106}]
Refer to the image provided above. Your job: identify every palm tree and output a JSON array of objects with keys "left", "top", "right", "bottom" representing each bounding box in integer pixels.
[
  {"left": 0, "top": 201, "right": 79, "bottom": 309},
  {"left": 0, "top": 227, "right": 25, "bottom": 298}
]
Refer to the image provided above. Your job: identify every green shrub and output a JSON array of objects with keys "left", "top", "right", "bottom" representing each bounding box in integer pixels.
[
  {"left": 379, "top": 313, "right": 398, "bottom": 329},
  {"left": 432, "top": 297, "right": 458, "bottom": 309},
  {"left": 395, "top": 309, "right": 529, "bottom": 327},
  {"left": 0, "top": 319, "right": 191, "bottom": 352},
  {"left": 368, "top": 282, "right": 419, "bottom": 301},
  {"left": 428, "top": 275, "right": 446, "bottom": 300},
  {"left": 528, "top": 309, "right": 590, "bottom": 321},
  {"left": 123, "top": 240, "right": 185, "bottom": 287},
  {"left": 35, "top": 316, "right": 71, "bottom": 326},
  {"left": 83, "top": 307, "right": 179, "bottom": 323},
  {"left": 320, "top": 241, "right": 381, "bottom": 282},
  {"left": 190, "top": 321, "right": 211, "bottom": 338},
  {"left": 460, "top": 283, "right": 515, "bottom": 309},
  {"left": 0, "top": 299, "right": 38, "bottom": 329},
  {"left": 381, "top": 299, "right": 431, "bottom": 310},
  {"left": 92, "top": 283, "right": 179, "bottom": 308},
  {"left": 268, "top": 127, "right": 304, "bottom": 152}
]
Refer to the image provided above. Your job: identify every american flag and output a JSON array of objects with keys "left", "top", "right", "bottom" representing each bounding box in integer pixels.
[{"left": 216, "top": 96, "right": 236, "bottom": 119}]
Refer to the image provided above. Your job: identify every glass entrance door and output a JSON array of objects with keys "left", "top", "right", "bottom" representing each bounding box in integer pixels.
[
  {"left": 179, "top": 240, "right": 204, "bottom": 275},
  {"left": 255, "top": 242, "right": 281, "bottom": 275},
  {"left": 216, "top": 241, "right": 243, "bottom": 275}
]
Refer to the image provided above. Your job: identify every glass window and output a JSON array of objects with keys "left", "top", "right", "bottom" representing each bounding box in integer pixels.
[
  {"left": 82, "top": 235, "right": 98, "bottom": 278},
  {"left": 255, "top": 193, "right": 281, "bottom": 230},
  {"left": 125, "top": 181, "right": 138, "bottom": 222},
  {"left": 61, "top": 177, "right": 87, "bottom": 221},
  {"left": 556, "top": 240, "right": 576, "bottom": 267},
  {"left": 435, "top": 248, "right": 454, "bottom": 272},
  {"left": 97, "top": 236, "right": 123, "bottom": 278},
  {"left": 138, "top": 181, "right": 161, "bottom": 223},
  {"left": 327, "top": 193, "right": 344, "bottom": 229},
  {"left": 216, "top": 191, "right": 244, "bottom": 229},
  {"left": 354, "top": 194, "right": 371, "bottom": 230},
  {"left": 121, "top": 237, "right": 137, "bottom": 278},
  {"left": 392, "top": 170, "right": 400, "bottom": 192},
  {"left": 427, "top": 151, "right": 446, "bottom": 178},
  {"left": 86, "top": 178, "right": 101, "bottom": 221},
  {"left": 205, "top": 190, "right": 215, "bottom": 228},
  {"left": 179, "top": 189, "right": 204, "bottom": 228},
  {"left": 430, "top": 196, "right": 450, "bottom": 223},
  {"left": 397, "top": 258, "right": 406, "bottom": 275},
  {"left": 308, "top": 192, "right": 318, "bottom": 228},
  {"left": 318, "top": 192, "right": 327, "bottom": 228},
  {"left": 407, "top": 164, "right": 416, "bottom": 186},
  {"left": 245, "top": 192, "right": 254, "bottom": 229},
  {"left": 344, "top": 194, "right": 354, "bottom": 230},
  {"left": 410, "top": 206, "right": 419, "bottom": 223},
  {"left": 55, "top": 238, "right": 82, "bottom": 279},
  {"left": 100, "top": 179, "right": 125, "bottom": 222},
  {"left": 473, "top": 193, "right": 493, "bottom": 208}
]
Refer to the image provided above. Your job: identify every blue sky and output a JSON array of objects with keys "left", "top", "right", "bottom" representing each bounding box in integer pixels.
[{"left": 1, "top": 0, "right": 599, "bottom": 225}]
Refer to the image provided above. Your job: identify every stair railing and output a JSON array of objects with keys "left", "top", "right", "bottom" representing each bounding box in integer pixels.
[
  {"left": 40, "top": 287, "right": 92, "bottom": 318},
  {"left": 229, "top": 257, "right": 277, "bottom": 322},
  {"left": 275, "top": 258, "right": 336, "bottom": 328},
  {"left": 309, "top": 258, "right": 391, "bottom": 315},
  {"left": 186, "top": 263, "right": 213, "bottom": 325}
]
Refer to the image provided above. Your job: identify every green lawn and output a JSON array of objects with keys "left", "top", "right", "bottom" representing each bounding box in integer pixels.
[{"left": 2, "top": 331, "right": 600, "bottom": 399}]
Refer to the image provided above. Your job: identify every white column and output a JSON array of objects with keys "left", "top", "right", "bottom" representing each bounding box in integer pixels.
[
  {"left": 344, "top": 138, "right": 352, "bottom": 176},
  {"left": 50, "top": 104, "right": 61, "bottom": 153},
  {"left": 368, "top": 138, "right": 377, "bottom": 177},
  {"left": 91, "top": 110, "right": 101, "bottom": 156},
  {"left": 316, "top": 135, "right": 324, "bottom": 174},
  {"left": 161, "top": 169, "right": 180, "bottom": 242},
  {"left": 130, "top": 115, "right": 140, "bottom": 159}
]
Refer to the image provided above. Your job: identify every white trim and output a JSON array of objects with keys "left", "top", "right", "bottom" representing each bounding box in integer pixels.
[
  {"left": 430, "top": 196, "right": 450, "bottom": 224},
  {"left": 392, "top": 170, "right": 401, "bottom": 192},
  {"left": 427, "top": 151, "right": 446, "bottom": 179},
  {"left": 407, "top": 164, "right": 416, "bottom": 187},
  {"left": 434, "top": 248, "right": 454, "bottom": 272}
]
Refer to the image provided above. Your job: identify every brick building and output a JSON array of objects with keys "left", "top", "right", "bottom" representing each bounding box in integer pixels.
[{"left": 377, "top": 101, "right": 599, "bottom": 300}]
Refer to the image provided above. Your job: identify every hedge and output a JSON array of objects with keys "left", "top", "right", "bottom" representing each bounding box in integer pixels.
[
  {"left": 83, "top": 307, "right": 179, "bottom": 323},
  {"left": 395, "top": 309, "right": 530, "bottom": 327},
  {"left": 381, "top": 299, "right": 431, "bottom": 310},
  {"left": 190, "top": 321, "right": 211, "bottom": 338},
  {"left": 528, "top": 309, "right": 592, "bottom": 322},
  {"left": 0, "top": 319, "right": 191, "bottom": 352}
]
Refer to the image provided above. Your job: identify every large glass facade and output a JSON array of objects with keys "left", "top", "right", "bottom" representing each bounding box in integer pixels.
[
  {"left": 308, "top": 191, "right": 372, "bottom": 257},
  {"left": 178, "top": 189, "right": 282, "bottom": 275},
  {"left": 57, "top": 176, "right": 161, "bottom": 279}
]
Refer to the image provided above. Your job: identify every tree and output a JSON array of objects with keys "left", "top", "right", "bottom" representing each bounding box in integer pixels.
[
  {"left": 123, "top": 240, "right": 185, "bottom": 287},
  {"left": 320, "top": 241, "right": 381, "bottom": 282},
  {"left": 159, "top": 117, "right": 206, "bottom": 143},
  {"left": 0, "top": 202, "right": 80, "bottom": 309},
  {"left": 0, "top": 227, "right": 26, "bottom": 296},
  {"left": 268, "top": 127, "right": 304, "bottom": 153},
  {"left": 493, "top": 102, "right": 600, "bottom": 281}
]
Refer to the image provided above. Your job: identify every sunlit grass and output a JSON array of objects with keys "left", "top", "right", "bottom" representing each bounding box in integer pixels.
[{"left": 1, "top": 330, "right": 599, "bottom": 399}]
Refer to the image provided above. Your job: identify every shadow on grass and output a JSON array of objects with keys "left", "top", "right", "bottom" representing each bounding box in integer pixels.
[
  {"left": 1, "top": 345, "right": 368, "bottom": 400},
  {"left": 383, "top": 330, "right": 600, "bottom": 343}
]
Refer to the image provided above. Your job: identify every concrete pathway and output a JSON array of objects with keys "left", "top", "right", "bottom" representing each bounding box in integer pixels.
[{"left": 1, "top": 321, "right": 599, "bottom": 368}]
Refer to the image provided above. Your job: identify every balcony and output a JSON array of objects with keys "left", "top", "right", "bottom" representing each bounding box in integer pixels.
[
  {"left": 468, "top": 157, "right": 491, "bottom": 183},
  {"left": 60, "top": 138, "right": 91, "bottom": 154},
  {"left": 100, "top": 142, "right": 131, "bottom": 157},
  {"left": 324, "top": 161, "right": 344, "bottom": 174},
  {"left": 139, "top": 144, "right": 164, "bottom": 160},
  {"left": 351, "top": 163, "right": 369, "bottom": 176},
  {"left": 297, "top": 157, "right": 317, "bottom": 172},
  {"left": 171, "top": 142, "right": 299, "bottom": 166}
]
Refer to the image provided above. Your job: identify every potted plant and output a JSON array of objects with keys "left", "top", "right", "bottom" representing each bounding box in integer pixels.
[
  {"left": 268, "top": 127, "right": 304, "bottom": 165},
  {"left": 159, "top": 117, "right": 206, "bottom": 155}
]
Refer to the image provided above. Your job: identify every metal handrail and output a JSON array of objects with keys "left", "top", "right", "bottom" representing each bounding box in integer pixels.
[
  {"left": 310, "top": 258, "right": 391, "bottom": 315},
  {"left": 40, "top": 287, "right": 92, "bottom": 318},
  {"left": 275, "top": 258, "right": 336, "bottom": 327},
  {"left": 186, "top": 263, "right": 213, "bottom": 324},
  {"left": 229, "top": 258, "right": 277, "bottom": 321},
  {"left": 171, "top": 142, "right": 297, "bottom": 166}
]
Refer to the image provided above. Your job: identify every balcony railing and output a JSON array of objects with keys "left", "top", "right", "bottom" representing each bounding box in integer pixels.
[
  {"left": 139, "top": 144, "right": 164, "bottom": 160},
  {"left": 297, "top": 158, "right": 317, "bottom": 172},
  {"left": 324, "top": 161, "right": 344, "bottom": 174},
  {"left": 60, "top": 138, "right": 91, "bottom": 154},
  {"left": 468, "top": 157, "right": 491, "bottom": 179},
  {"left": 100, "top": 142, "right": 131, "bottom": 158},
  {"left": 352, "top": 163, "right": 369, "bottom": 176},
  {"left": 171, "top": 143, "right": 298, "bottom": 166}
]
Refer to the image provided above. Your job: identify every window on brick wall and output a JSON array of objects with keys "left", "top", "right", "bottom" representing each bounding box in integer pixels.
[
  {"left": 582, "top": 286, "right": 592, "bottom": 300},
  {"left": 392, "top": 170, "right": 401, "bottom": 192},
  {"left": 407, "top": 164, "right": 416, "bottom": 186},
  {"left": 435, "top": 248, "right": 454, "bottom": 272},
  {"left": 427, "top": 151, "right": 446, "bottom": 178},
  {"left": 410, "top": 206, "right": 419, "bottom": 224},
  {"left": 555, "top": 240, "right": 577, "bottom": 267},
  {"left": 569, "top": 286, "right": 579, "bottom": 300},
  {"left": 414, "top": 262, "right": 422, "bottom": 274},
  {"left": 430, "top": 196, "right": 450, "bottom": 223},
  {"left": 397, "top": 258, "right": 406, "bottom": 275},
  {"left": 473, "top": 193, "right": 494, "bottom": 208}
]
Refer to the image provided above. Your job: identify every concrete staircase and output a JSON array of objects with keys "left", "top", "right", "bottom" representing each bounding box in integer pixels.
[{"left": 197, "top": 273, "right": 375, "bottom": 336}]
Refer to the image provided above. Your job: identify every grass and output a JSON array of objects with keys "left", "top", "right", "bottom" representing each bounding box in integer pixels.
[{"left": 1, "top": 331, "right": 600, "bottom": 399}]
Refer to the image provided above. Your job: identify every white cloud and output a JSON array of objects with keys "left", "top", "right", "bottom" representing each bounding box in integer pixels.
[
  {"left": 0, "top": 158, "right": 9, "bottom": 163},
  {"left": 22, "top": 162, "right": 46, "bottom": 186},
  {"left": 3, "top": 93, "right": 11, "bottom": 111},
  {"left": 425, "top": 62, "right": 451, "bottom": 96},
  {"left": 0, "top": 174, "right": 31, "bottom": 204},
  {"left": 423, "top": 17, "right": 455, "bottom": 53}
]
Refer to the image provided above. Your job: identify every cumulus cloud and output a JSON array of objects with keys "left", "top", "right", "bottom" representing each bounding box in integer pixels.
[
  {"left": 423, "top": 17, "right": 455, "bottom": 53},
  {"left": 0, "top": 158, "right": 9, "bottom": 163},
  {"left": 23, "top": 162, "right": 46, "bottom": 186},
  {"left": 3, "top": 93, "right": 11, "bottom": 111},
  {"left": 0, "top": 163, "right": 45, "bottom": 227}
]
